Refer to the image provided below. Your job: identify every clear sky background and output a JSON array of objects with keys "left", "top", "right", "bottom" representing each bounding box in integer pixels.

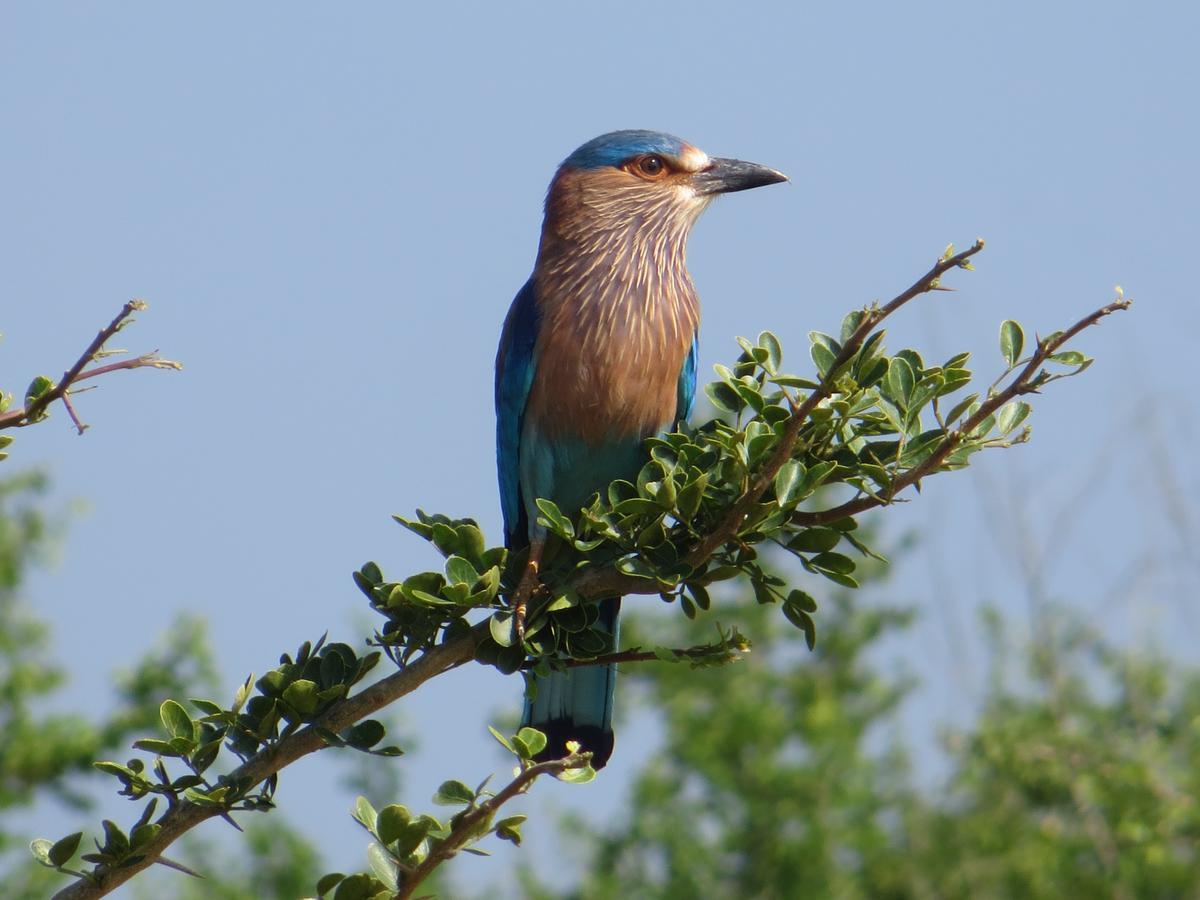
[{"left": 2, "top": 2, "right": 1197, "bottom": 896}]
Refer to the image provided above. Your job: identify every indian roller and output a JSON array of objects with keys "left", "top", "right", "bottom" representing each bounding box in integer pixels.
[{"left": 495, "top": 130, "right": 786, "bottom": 769}]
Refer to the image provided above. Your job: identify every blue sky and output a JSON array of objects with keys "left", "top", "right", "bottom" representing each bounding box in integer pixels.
[{"left": 2, "top": 2, "right": 1197, "bottom": 895}]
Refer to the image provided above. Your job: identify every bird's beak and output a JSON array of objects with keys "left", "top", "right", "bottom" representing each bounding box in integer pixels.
[{"left": 692, "top": 157, "right": 789, "bottom": 195}]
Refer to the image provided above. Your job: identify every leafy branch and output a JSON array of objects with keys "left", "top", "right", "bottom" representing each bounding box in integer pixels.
[
  {"left": 34, "top": 242, "right": 1131, "bottom": 898},
  {"left": 319, "top": 730, "right": 593, "bottom": 899},
  {"left": 0, "top": 299, "right": 180, "bottom": 440}
]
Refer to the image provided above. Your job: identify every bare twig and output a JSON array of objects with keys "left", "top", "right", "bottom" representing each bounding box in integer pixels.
[
  {"left": 0, "top": 300, "right": 181, "bottom": 432},
  {"left": 535, "top": 634, "right": 750, "bottom": 669},
  {"left": 396, "top": 750, "right": 590, "bottom": 899},
  {"left": 60, "top": 392, "right": 88, "bottom": 435}
]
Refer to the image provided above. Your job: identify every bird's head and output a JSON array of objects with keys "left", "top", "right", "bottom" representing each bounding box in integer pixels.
[{"left": 539, "top": 130, "right": 787, "bottom": 254}]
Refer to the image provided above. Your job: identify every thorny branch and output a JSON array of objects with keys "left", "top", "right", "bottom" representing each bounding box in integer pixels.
[{"left": 0, "top": 300, "right": 181, "bottom": 434}]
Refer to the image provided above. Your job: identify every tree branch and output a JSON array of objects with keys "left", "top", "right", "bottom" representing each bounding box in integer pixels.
[
  {"left": 51, "top": 629, "right": 482, "bottom": 900},
  {"left": 396, "top": 750, "right": 589, "bottom": 899},
  {"left": 788, "top": 295, "right": 1132, "bottom": 527},
  {"left": 0, "top": 300, "right": 181, "bottom": 433},
  {"left": 50, "top": 247, "right": 1129, "bottom": 899}
]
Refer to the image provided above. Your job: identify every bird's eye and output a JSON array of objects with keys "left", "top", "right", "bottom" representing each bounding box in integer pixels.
[{"left": 630, "top": 154, "right": 668, "bottom": 179}]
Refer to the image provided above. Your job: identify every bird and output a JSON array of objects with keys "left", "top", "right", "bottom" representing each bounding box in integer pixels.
[{"left": 495, "top": 129, "right": 786, "bottom": 769}]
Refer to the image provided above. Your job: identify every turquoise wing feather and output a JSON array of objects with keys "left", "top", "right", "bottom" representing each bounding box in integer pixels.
[{"left": 677, "top": 333, "right": 698, "bottom": 422}]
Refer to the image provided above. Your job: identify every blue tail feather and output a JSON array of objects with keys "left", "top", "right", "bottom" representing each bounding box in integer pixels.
[{"left": 521, "top": 598, "right": 620, "bottom": 769}]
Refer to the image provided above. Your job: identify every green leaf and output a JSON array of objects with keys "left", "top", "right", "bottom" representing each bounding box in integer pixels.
[
  {"left": 317, "top": 873, "right": 346, "bottom": 897},
  {"left": 535, "top": 498, "right": 574, "bottom": 539},
  {"left": 759, "top": 331, "right": 782, "bottom": 370},
  {"left": 391, "top": 820, "right": 433, "bottom": 859},
  {"left": 367, "top": 842, "right": 399, "bottom": 889},
  {"left": 840, "top": 309, "right": 867, "bottom": 344},
  {"left": 516, "top": 727, "right": 548, "bottom": 757},
  {"left": 488, "top": 725, "right": 516, "bottom": 755},
  {"left": 133, "top": 738, "right": 183, "bottom": 757},
  {"left": 810, "top": 341, "right": 838, "bottom": 376},
  {"left": 787, "top": 589, "right": 819, "bottom": 613},
  {"left": 333, "top": 873, "right": 388, "bottom": 900},
  {"left": 159, "top": 699, "right": 194, "bottom": 741},
  {"left": 433, "top": 779, "right": 476, "bottom": 806},
  {"left": 1000, "top": 319, "right": 1024, "bottom": 367},
  {"left": 130, "top": 823, "right": 161, "bottom": 851},
  {"left": 945, "top": 392, "right": 979, "bottom": 425},
  {"left": 675, "top": 472, "right": 708, "bottom": 520},
  {"left": 101, "top": 819, "right": 129, "bottom": 855},
  {"left": 809, "top": 552, "right": 856, "bottom": 575},
  {"left": 189, "top": 698, "right": 224, "bottom": 717},
  {"left": 996, "top": 400, "right": 1032, "bottom": 435},
  {"left": 495, "top": 814, "right": 527, "bottom": 846},
  {"left": 787, "top": 529, "right": 840, "bottom": 553},
  {"left": 885, "top": 357, "right": 915, "bottom": 405},
  {"left": 343, "top": 720, "right": 386, "bottom": 750},
  {"left": 1050, "top": 350, "right": 1088, "bottom": 366},
  {"left": 557, "top": 764, "right": 597, "bottom": 784},
  {"left": 46, "top": 831, "right": 81, "bottom": 866},
  {"left": 376, "top": 805, "right": 412, "bottom": 845},
  {"left": 30, "top": 839, "right": 54, "bottom": 867},
  {"left": 490, "top": 611, "right": 515, "bottom": 648},
  {"left": 773, "top": 459, "right": 804, "bottom": 509},
  {"left": 282, "top": 679, "right": 321, "bottom": 716},
  {"left": 782, "top": 603, "right": 817, "bottom": 650},
  {"left": 705, "top": 381, "right": 743, "bottom": 413},
  {"left": 24, "top": 375, "right": 54, "bottom": 409},
  {"left": 445, "top": 555, "right": 479, "bottom": 587},
  {"left": 353, "top": 796, "right": 378, "bottom": 833}
]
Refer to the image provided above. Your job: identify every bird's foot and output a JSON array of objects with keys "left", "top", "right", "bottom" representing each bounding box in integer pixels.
[{"left": 512, "top": 554, "right": 542, "bottom": 643}]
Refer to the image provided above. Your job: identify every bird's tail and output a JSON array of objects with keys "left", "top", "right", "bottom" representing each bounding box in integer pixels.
[{"left": 521, "top": 598, "right": 619, "bottom": 769}]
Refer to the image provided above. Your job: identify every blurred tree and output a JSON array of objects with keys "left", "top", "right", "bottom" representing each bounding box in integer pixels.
[
  {"left": 0, "top": 470, "right": 326, "bottom": 899},
  {"left": 519, "top": 547, "right": 927, "bottom": 900},
  {"left": 531, "top": 554, "right": 1200, "bottom": 900}
]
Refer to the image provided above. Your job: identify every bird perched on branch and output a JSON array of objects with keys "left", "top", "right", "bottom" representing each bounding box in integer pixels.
[{"left": 495, "top": 130, "right": 786, "bottom": 769}]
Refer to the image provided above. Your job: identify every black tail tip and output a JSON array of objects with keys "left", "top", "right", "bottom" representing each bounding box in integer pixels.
[{"left": 531, "top": 719, "right": 614, "bottom": 770}]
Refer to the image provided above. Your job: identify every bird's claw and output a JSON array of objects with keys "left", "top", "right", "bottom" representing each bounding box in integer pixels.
[{"left": 512, "top": 556, "right": 542, "bottom": 643}]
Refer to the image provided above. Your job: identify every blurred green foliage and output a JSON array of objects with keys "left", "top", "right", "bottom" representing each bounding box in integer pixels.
[
  {"left": 523, "top": 554, "right": 1200, "bottom": 900},
  {"left": 0, "top": 471, "right": 328, "bottom": 899}
]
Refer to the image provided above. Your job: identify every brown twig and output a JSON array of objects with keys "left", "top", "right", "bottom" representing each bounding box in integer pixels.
[
  {"left": 524, "top": 642, "right": 749, "bottom": 669},
  {"left": 0, "top": 300, "right": 181, "bottom": 432},
  {"left": 395, "top": 750, "right": 589, "bottom": 899},
  {"left": 60, "top": 392, "right": 88, "bottom": 435}
]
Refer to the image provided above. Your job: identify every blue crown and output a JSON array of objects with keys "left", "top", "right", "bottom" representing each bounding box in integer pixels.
[{"left": 562, "top": 130, "right": 688, "bottom": 170}]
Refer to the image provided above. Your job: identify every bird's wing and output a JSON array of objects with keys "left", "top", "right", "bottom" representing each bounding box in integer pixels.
[
  {"left": 495, "top": 278, "right": 540, "bottom": 548},
  {"left": 676, "top": 332, "right": 699, "bottom": 422}
]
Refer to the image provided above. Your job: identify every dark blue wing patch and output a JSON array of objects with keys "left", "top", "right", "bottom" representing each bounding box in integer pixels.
[{"left": 495, "top": 278, "right": 540, "bottom": 549}]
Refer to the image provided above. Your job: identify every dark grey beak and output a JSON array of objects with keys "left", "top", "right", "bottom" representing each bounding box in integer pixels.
[{"left": 692, "top": 157, "right": 788, "bottom": 195}]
